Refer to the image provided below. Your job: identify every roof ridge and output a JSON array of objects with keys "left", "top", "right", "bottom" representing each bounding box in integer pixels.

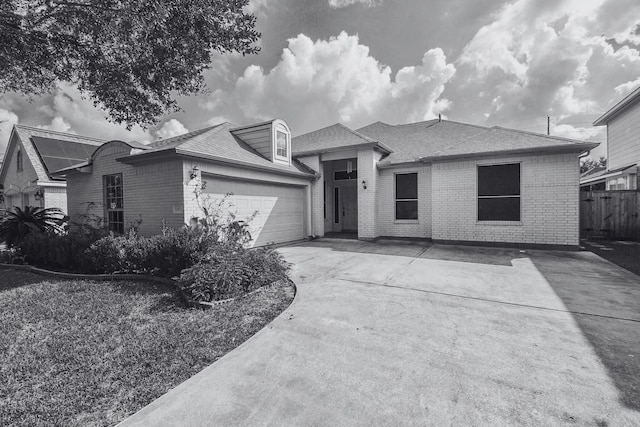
[
  {"left": 335, "top": 122, "right": 379, "bottom": 144},
  {"left": 492, "top": 125, "right": 592, "bottom": 145},
  {"left": 149, "top": 122, "right": 228, "bottom": 149},
  {"left": 15, "top": 124, "right": 106, "bottom": 142}
]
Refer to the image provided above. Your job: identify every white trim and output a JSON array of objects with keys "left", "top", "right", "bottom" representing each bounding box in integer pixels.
[{"left": 394, "top": 171, "right": 419, "bottom": 221}]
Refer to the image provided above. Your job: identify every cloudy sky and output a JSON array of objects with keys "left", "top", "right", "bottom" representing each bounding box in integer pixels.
[{"left": 2, "top": 0, "right": 640, "bottom": 159}]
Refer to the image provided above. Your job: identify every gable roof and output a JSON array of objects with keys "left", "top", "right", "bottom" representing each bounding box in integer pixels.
[
  {"left": 594, "top": 86, "right": 640, "bottom": 126},
  {"left": 357, "top": 120, "right": 488, "bottom": 164},
  {"left": 291, "top": 123, "right": 393, "bottom": 157},
  {"left": 1, "top": 125, "right": 105, "bottom": 183},
  {"left": 122, "top": 122, "right": 316, "bottom": 178}
]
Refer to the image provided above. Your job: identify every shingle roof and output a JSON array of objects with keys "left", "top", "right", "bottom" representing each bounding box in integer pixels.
[
  {"left": 292, "top": 119, "right": 598, "bottom": 166},
  {"left": 594, "top": 86, "right": 640, "bottom": 126},
  {"left": 128, "top": 122, "right": 315, "bottom": 178},
  {"left": 292, "top": 123, "right": 392, "bottom": 156},
  {"left": 425, "top": 126, "right": 598, "bottom": 160},
  {"left": 10, "top": 125, "right": 105, "bottom": 182},
  {"left": 357, "top": 120, "right": 488, "bottom": 164}
]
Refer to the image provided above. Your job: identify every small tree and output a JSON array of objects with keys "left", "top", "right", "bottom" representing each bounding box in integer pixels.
[
  {"left": 0, "top": 206, "right": 65, "bottom": 247},
  {"left": 580, "top": 156, "right": 607, "bottom": 174}
]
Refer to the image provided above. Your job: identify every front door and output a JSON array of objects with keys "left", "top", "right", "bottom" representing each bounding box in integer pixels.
[{"left": 342, "top": 185, "right": 358, "bottom": 231}]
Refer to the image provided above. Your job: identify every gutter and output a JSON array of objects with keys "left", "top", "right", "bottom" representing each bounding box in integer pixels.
[{"left": 293, "top": 141, "right": 393, "bottom": 158}]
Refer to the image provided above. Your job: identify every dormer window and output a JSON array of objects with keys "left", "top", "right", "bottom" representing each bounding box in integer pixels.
[{"left": 276, "top": 131, "right": 288, "bottom": 158}]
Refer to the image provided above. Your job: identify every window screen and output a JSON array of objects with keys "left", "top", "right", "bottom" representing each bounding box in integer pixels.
[
  {"left": 477, "top": 164, "right": 520, "bottom": 221},
  {"left": 395, "top": 173, "right": 418, "bottom": 220}
]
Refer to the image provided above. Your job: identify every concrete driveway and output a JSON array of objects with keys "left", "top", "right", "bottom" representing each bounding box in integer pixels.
[{"left": 120, "top": 239, "right": 640, "bottom": 426}]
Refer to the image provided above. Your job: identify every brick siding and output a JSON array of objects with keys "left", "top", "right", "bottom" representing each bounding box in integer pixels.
[{"left": 431, "top": 153, "right": 580, "bottom": 246}]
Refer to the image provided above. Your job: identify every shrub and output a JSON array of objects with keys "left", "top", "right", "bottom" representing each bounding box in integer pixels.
[
  {"left": 177, "top": 247, "right": 290, "bottom": 302},
  {"left": 0, "top": 206, "right": 66, "bottom": 247},
  {"left": 84, "top": 227, "right": 221, "bottom": 277},
  {"left": 16, "top": 230, "right": 105, "bottom": 272}
]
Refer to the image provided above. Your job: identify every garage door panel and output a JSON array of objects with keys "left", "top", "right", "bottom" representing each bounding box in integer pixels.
[{"left": 203, "top": 178, "right": 305, "bottom": 246}]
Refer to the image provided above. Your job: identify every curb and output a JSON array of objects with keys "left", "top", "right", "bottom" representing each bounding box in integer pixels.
[{"left": 0, "top": 263, "right": 295, "bottom": 309}]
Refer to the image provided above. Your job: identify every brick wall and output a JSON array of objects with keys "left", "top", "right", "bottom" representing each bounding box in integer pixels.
[
  {"left": 293, "top": 155, "right": 323, "bottom": 237},
  {"left": 431, "top": 153, "right": 580, "bottom": 247},
  {"left": 357, "top": 149, "right": 383, "bottom": 239},
  {"left": 67, "top": 142, "right": 185, "bottom": 235},
  {"left": 43, "top": 186, "right": 67, "bottom": 214},
  {"left": 377, "top": 164, "right": 432, "bottom": 238}
]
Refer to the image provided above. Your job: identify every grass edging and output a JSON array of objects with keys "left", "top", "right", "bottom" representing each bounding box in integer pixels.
[{"left": 0, "top": 263, "right": 295, "bottom": 309}]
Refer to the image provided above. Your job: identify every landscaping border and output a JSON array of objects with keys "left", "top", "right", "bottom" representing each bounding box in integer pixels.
[{"left": 0, "top": 263, "right": 295, "bottom": 309}]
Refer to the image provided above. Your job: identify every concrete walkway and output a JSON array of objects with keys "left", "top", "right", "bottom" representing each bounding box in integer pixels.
[{"left": 119, "top": 240, "right": 640, "bottom": 426}]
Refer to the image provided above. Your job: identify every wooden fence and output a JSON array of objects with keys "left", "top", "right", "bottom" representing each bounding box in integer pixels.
[{"left": 580, "top": 190, "right": 640, "bottom": 240}]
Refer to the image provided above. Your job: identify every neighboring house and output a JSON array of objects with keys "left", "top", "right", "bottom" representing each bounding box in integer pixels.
[
  {"left": 0, "top": 125, "right": 105, "bottom": 213},
  {"left": 581, "top": 86, "right": 640, "bottom": 191},
  {"left": 57, "top": 117, "right": 596, "bottom": 249}
]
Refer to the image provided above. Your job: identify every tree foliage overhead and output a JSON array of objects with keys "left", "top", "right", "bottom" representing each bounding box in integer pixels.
[{"left": 0, "top": 0, "right": 260, "bottom": 126}]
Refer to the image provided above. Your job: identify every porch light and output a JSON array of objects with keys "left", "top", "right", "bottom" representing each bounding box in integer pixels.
[
  {"left": 362, "top": 180, "right": 367, "bottom": 190},
  {"left": 34, "top": 187, "right": 44, "bottom": 201}
]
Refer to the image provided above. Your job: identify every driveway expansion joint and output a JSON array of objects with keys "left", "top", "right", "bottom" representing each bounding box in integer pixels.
[{"left": 339, "top": 278, "right": 640, "bottom": 324}]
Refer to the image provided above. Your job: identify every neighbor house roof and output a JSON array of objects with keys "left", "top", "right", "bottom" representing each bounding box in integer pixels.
[
  {"left": 0, "top": 125, "right": 105, "bottom": 184},
  {"left": 580, "top": 163, "right": 638, "bottom": 185},
  {"left": 291, "top": 123, "right": 393, "bottom": 157},
  {"left": 593, "top": 86, "right": 640, "bottom": 126},
  {"left": 121, "top": 122, "right": 316, "bottom": 179}
]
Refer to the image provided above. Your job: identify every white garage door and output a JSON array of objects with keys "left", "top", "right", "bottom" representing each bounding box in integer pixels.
[{"left": 204, "top": 178, "right": 305, "bottom": 246}]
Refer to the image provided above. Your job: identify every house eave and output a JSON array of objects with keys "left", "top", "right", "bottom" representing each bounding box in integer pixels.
[
  {"left": 175, "top": 149, "right": 317, "bottom": 180},
  {"left": 593, "top": 86, "right": 640, "bottom": 126},
  {"left": 418, "top": 143, "right": 600, "bottom": 163},
  {"left": 293, "top": 141, "right": 393, "bottom": 158}
]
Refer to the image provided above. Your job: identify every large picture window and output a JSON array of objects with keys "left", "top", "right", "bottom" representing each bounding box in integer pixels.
[
  {"left": 477, "top": 163, "right": 520, "bottom": 221},
  {"left": 395, "top": 173, "right": 418, "bottom": 220},
  {"left": 104, "top": 173, "right": 124, "bottom": 233}
]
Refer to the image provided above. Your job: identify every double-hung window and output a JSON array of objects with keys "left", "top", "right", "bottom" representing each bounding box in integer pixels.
[
  {"left": 477, "top": 163, "right": 521, "bottom": 221},
  {"left": 395, "top": 173, "right": 418, "bottom": 220},
  {"left": 276, "top": 131, "right": 288, "bottom": 159},
  {"left": 104, "top": 173, "right": 124, "bottom": 233}
]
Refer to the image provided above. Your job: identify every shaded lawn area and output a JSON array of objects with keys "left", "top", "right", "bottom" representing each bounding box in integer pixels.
[
  {"left": 581, "top": 240, "right": 640, "bottom": 276},
  {"left": 0, "top": 269, "right": 295, "bottom": 427}
]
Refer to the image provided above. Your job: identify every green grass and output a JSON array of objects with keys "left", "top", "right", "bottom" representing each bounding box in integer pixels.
[{"left": 0, "top": 269, "right": 294, "bottom": 427}]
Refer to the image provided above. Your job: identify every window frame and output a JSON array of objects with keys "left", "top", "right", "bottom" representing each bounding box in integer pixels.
[
  {"left": 16, "top": 149, "right": 23, "bottom": 172},
  {"left": 394, "top": 172, "right": 418, "bottom": 221},
  {"left": 104, "top": 173, "right": 124, "bottom": 234},
  {"left": 477, "top": 162, "right": 521, "bottom": 222},
  {"left": 275, "top": 130, "right": 288, "bottom": 160}
]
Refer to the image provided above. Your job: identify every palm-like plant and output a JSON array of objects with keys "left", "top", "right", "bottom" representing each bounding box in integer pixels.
[{"left": 0, "top": 206, "right": 66, "bottom": 247}]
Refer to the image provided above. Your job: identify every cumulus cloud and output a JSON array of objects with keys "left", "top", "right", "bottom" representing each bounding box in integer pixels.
[
  {"left": 451, "top": 0, "right": 640, "bottom": 139},
  {"left": 38, "top": 116, "right": 73, "bottom": 133},
  {"left": 154, "top": 119, "right": 188, "bottom": 140},
  {"left": 0, "top": 109, "right": 19, "bottom": 155},
  {"left": 328, "top": 0, "right": 380, "bottom": 8},
  {"left": 222, "top": 32, "right": 455, "bottom": 133},
  {"left": 42, "top": 84, "right": 153, "bottom": 143}
]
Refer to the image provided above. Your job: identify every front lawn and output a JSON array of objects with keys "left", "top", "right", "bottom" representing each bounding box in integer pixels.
[{"left": 0, "top": 269, "right": 294, "bottom": 427}]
